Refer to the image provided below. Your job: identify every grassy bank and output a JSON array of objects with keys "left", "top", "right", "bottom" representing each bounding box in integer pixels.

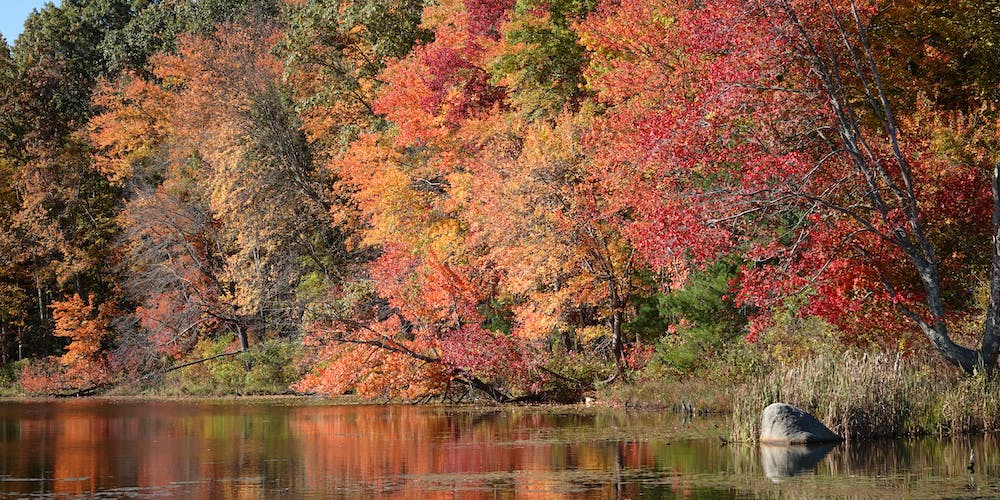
[
  {"left": 730, "top": 351, "right": 1000, "bottom": 441},
  {"left": 6, "top": 325, "right": 1000, "bottom": 442},
  {"left": 598, "top": 346, "right": 1000, "bottom": 441}
]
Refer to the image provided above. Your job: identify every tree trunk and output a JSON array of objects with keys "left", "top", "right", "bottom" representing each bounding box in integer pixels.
[
  {"left": 978, "top": 163, "right": 1000, "bottom": 371},
  {"left": 610, "top": 305, "right": 626, "bottom": 380},
  {"left": 930, "top": 164, "right": 1000, "bottom": 374},
  {"left": 605, "top": 271, "right": 628, "bottom": 381},
  {"left": 782, "top": 0, "right": 997, "bottom": 375},
  {"left": 929, "top": 327, "right": 979, "bottom": 374},
  {"left": 913, "top": 270, "right": 980, "bottom": 373},
  {"left": 561, "top": 328, "right": 574, "bottom": 353},
  {"left": 235, "top": 322, "right": 251, "bottom": 371},
  {"left": 36, "top": 274, "right": 43, "bottom": 322}
]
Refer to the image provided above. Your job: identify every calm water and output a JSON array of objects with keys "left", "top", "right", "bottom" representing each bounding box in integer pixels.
[{"left": 0, "top": 400, "right": 999, "bottom": 499}]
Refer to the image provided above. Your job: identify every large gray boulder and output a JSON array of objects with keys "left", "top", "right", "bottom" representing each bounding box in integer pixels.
[{"left": 759, "top": 403, "right": 843, "bottom": 444}]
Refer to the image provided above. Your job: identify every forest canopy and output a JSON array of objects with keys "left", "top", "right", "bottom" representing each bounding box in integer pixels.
[{"left": 1, "top": 0, "right": 998, "bottom": 399}]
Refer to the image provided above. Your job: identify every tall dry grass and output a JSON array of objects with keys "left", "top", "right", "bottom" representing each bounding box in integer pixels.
[{"left": 731, "top": 351, "right": 1000, "bottom": 441}]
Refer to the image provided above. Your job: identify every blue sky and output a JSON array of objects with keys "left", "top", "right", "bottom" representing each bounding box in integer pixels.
[{"left": 1, "top": 1, "right": 51, "bottom": 45}]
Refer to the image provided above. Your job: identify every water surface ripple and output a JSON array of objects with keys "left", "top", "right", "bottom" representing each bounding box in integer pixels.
[{"left": 0, "top": 399, "right": 997, "bottom": 498}]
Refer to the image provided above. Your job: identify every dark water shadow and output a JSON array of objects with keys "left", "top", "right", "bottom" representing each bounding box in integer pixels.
[{"left": 760, "top": 442, "right": 840, "bottom": 482}]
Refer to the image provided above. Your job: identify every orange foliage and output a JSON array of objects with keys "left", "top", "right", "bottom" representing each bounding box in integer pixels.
[
  {"left": 47, "top": 294, "right": 114, "bottom": 389},
  {"left": 295, "top": 315, "right": 451, "bottom": 400},
  {"left": 89, "top": 74, "right": 176, "bottom": 184},
  {"left": 19, "top": 357, "right": 66, "bottom": 395},
  {"left": 464, "top": 113, "right": 640, "bottom": 340}
]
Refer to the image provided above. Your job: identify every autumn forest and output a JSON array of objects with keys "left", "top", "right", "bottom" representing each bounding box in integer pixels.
[{"left": 0, "top": 0, "right": 998, "bottom": 402}]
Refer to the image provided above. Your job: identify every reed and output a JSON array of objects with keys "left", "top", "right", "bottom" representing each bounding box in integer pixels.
[{"left": 730, "top": 351, "right": 1000, "bottom": 441}]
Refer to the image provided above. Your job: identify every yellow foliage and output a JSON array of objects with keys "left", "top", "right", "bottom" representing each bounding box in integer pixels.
[{"left": 578, "top": 325, "right": 611, "bottom": 343}]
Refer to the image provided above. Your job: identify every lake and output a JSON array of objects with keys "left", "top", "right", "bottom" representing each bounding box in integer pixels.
[{"left": 0, "top": 399, "right": 998, "bottom": 498}]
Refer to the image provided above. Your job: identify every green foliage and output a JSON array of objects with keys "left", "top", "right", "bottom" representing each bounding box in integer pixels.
[
  {"left": 175, "top": 335, "right": 301, "bottom": 395},
  {"left": 280, "top": 0, "right": 431, "bottom": 137},
  {"left": 239, "top": 339, "right": 304, "bottom": 394},
  {"left": 14, "top": 0, "right": 133, "bottom": 80},
  {"left": 703, "top": 339, "right": 770, "bottom": 386},
  {"left": 598, "top": 316, "right": 768, "bottom": 411},
  {"left": 545, "top": 349, "right": 614, "bottom": 387},
  {"left": 283, "top": 0, "right": 429, "bottom": 73},
  {"left": 754, "top": 296, "right": 842, "bottom": 364},
  {"left": 479, "top": 297, "right": 515, "bottom": 335},
  {"left": 101, "top": 0, "right": 280, "bottom": 75},
  {"left": 0, "top": 40, "right": 20, "bottom": 154},
  {"left": 639, "top": 260, "right": 748, "bottom": 375},
  {"left": 490, "top": 0, "right": 596, "bottom": 119},
  {"left": 205, "top": 337, "right": 245, "bottom": 392},
  {"left": 626, "top": 276, "right": 671, "bottom": 343},
  {"left": 0, "top": 360, "right": 24, "bottom": 395}
]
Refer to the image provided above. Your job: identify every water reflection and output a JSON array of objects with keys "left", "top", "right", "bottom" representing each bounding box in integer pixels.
[
  {"left": 760, "top": 443, "right": 838, "bottom": 481},
  {"left": 0, "top": 401, "right": 735, "bottom": 499},
  {"left": 1, "top": 400, "right": 1000, "bottom": 498}
]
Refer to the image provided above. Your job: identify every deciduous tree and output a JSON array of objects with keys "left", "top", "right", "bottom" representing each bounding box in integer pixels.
[{"left": 581, "top": 0, "right": 1000, "bottom": 372}]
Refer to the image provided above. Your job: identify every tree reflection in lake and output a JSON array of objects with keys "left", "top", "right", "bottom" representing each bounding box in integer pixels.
[
  {"left": 1, "top": 400, "right": 1000, "bottom": 498},
  {"left": 0, "top": 401, "right": 732, "bottom": 499}
]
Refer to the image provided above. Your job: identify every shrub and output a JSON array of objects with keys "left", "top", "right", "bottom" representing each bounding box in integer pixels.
[
  {"left": 19, "top": 356, "right": 67, "bottom": 395},
  {"left": 173, "top": 335, "right": 302, "bottom": 395}
]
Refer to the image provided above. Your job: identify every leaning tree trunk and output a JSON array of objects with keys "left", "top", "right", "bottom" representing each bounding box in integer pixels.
[
  {"left": 918, "top": 166, "right": 1000, "bottom": 375},
  {"left": 977, "top": 164, "right": 1000, "bottom": 371},
  {"left": 922, "top": 163, "right": 1000, "bottom": 374},
  {"left": 779, "top": 0, "right": 999, "bottom": 375}
]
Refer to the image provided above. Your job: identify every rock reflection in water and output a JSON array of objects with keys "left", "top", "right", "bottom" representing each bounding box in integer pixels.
[{"left": 760, "top": 442, "right": 839, "bottom": 481}]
